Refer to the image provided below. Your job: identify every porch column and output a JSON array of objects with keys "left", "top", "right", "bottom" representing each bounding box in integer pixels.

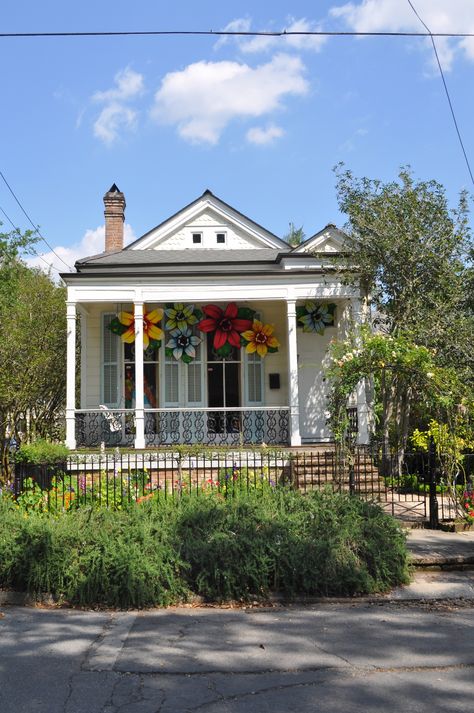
[
  {"left": 351, "top": 297, "right": 370, "bottom": 445},
  {"left": 286, "top": 299, "right": 301, "bottom": 446},
  {"left": 134, "top": 301, "right": 145, "bottom": 449},
  {"left": 65, "top": 301, "right": 77, "bottom": 449}
]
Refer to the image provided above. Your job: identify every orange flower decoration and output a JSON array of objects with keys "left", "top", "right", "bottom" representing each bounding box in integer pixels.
[
  {"left": 118, "top": 308, "right": 164, "bottom": 349},
  {"left": 241, "top": 320, "right": 280, "bottom": 357}
]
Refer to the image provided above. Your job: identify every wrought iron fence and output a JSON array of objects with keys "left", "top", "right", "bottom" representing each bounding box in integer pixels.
[
  {"left": 9, "top": 445, "right": 474, "bottom": 526},
  {"left": 75, "top": 408, "right": 290, "bottom": 448}
]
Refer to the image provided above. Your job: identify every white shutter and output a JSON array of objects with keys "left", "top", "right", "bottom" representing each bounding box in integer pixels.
[
  {"left": 102, "top": 313, "right": 119, "bottom": 406},
  {"left": 164, "top": 360, "right": 179, "bottom": 404},
  {"left": 187, "top": 363, "right": 202, "bottom": 403},
  {"left": 246, "top": 351, "right": 263, "bottom": 404}
]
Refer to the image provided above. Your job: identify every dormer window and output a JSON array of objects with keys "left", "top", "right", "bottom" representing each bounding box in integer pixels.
[
  {"left": 216, "top": 232, "right": 226, "bottom": 245},
  {"left": 192, "top": 233, "right": 202, "bottom": 245}
]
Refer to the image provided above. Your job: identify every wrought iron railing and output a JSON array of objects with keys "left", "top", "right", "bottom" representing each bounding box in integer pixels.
[
  {"left": 75, "top": 409, "right": 135, "bottom": 448},
  {"left": 74, "top": 407, "right": 290, "bottom": 447}
]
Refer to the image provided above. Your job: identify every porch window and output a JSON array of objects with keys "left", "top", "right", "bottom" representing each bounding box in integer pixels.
[
  {"left": 124, "top": 342, "right": 159, "bottom": 408},
  {"left": 163, "top": 325, "right": 204, "bottom": 406},
  {"left": 102, "top": 313, "right": 119, "bottom": 406}
]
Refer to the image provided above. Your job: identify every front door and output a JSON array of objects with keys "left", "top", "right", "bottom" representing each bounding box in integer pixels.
[
  {"left": 297, "top": 330, "right": 333, "bottom": 442},
  {"left": 206, "top": 333, "right": 241, "bottom": 437}
]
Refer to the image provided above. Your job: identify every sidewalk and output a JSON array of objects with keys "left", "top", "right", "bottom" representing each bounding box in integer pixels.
[{"left": 387, "top": 529, "right": 474, "bottom": 601}]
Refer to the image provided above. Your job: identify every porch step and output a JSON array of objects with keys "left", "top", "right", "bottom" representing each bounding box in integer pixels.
[{"left": 291, "top": 452, "right": 387, "bottom": 494}]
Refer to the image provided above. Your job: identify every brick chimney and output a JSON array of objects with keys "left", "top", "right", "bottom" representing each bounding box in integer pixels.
[{"left": 103, "top": 183, "right": 126, "bottom": 252}]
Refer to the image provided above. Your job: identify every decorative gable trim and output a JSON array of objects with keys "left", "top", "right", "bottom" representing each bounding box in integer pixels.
[
  {"left": 127, "top": 190, "right": 289, "bottom": 251},
  {"left": 292, "top": 224, "right": 349, "bottom": 254}
]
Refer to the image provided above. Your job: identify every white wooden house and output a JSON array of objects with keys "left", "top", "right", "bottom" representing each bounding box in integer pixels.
[{"left": 61, "top": 185, "right": 369, "bottom": 449}]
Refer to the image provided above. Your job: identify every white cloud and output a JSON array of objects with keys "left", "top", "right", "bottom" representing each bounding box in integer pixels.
[
  {"left": 330, "top": 0, "right": 474, "bottom": 70},
  {"left": 214, "top": 18, "right": 252, "bottom": 50},
  {"left": 246, "top": 124, "right": 284, "bottom": 145},
  {"left": 151, "top": 53, "right": 308, "bottom": 144},
  {"left": 92, "top": 67, "right": 144, "bottom": 144},
  {"left": 26, "top": 224, "right": 136, "bottom": 277},
  {"left": 338, "top": 126, "right": 368, "bottom": 152},
  {"left": 215, "top": 16, "right": 326, "bottom": 54},
  {"left": 93, "top": 67, "right": 144, "bottom": 103},
  {"left": 93, "top": 104, "right": 138, "bottom": 145}
]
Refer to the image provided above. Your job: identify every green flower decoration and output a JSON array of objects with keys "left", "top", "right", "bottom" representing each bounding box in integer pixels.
[
  {"left": 165, "top": 303, "right": 202, "bottom": 331},
  {"left": 296, "top": 302, "right": 336, "bottom": 335}
]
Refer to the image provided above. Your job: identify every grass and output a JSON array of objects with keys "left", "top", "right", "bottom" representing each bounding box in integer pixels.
[{"left": 0, "top": 487, "right": 409, "bottom": 608}]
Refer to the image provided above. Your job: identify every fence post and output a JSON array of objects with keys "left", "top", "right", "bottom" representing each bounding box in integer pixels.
[
  {"left": 349, "top": 462, "right": 355, "bottom": 496},
  {"left": 428, "top": 436, "right": 439, "bottom": 529}
]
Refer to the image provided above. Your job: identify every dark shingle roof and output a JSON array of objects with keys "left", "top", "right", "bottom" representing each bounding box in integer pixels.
[{"left": 76, "top": 248, "right": 282, "bottom": 268}]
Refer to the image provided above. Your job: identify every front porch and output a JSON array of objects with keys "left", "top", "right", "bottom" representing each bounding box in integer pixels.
[
  {"left": 66, "top": 295, "right": 369, "bottom": 450},
  {"left": 75, "top": 406, "right": 290, "bottom": 447}
]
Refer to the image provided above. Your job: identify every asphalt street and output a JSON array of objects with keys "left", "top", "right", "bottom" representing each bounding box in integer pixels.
[{"left": 1, "top": 601, "right": 474, "bottom": 713}]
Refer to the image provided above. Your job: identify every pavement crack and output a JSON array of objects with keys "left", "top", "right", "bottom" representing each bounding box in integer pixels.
[
  {"left": 62, "top": 671, "right": 75, "bottom": 713},
  {"left": 81, "top": 613, "right": 115, "bottom": 671},
  {"left": 189, "top": 676, "right": 332, "bottom": 710},
  {"left": 312, "top": 640, "right": 357, "bottom": 669}
]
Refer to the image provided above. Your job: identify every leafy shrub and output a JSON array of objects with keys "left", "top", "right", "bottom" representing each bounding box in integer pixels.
[
  {"left": 15, "top": 439, "right": 69, "bottom": 465},
  {"left": 0, "top": 498, "right": 187, "bottom": 607},
  {"left": 0, "top": 487, "right": 409, "bottom": 607}
]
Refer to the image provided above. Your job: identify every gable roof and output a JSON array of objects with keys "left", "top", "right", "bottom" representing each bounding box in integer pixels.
[
  {"left": 291, "top": 224, "right": 349, "bottom": 254},
  {"left": 127, "top": 189, "right": 290, "bottom": 251}
]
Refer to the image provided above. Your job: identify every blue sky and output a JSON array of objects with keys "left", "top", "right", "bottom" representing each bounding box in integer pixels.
[{"left": 1, "top": 0, "right": 473, "bottom": 274}]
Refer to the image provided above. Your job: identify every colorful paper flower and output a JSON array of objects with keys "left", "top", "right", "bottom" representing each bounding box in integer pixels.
[
  {"left": 110, "top": 308, "right": 164, "bottom": 349},
  {"left": 197, "top": 302, "right": 252, "bottom": 352},
  {"left": 296, "top": 302, "right": 336, "bottom": 334},
  {"left": 166, "top": 327, "right": 202, "bottom": 363},
  {"left": 164, "top": 303, "right": 201, "bottom": 331},
  {"left": 241, "top": 320, "right": 280, "bottom": 357}
]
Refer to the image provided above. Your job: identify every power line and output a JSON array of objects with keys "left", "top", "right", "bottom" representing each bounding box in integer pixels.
[
  {"left": 0, "top": 29, "right": 473, "bottom": 39},
  {"left": 407, "top": 1, "right": 474, "bottom": 189},
  {"left": 0, "top": 203, "right": 63, "bottom": 274},
  {"left": 0, "top": 170, "right": 73, "bottom": 269}
]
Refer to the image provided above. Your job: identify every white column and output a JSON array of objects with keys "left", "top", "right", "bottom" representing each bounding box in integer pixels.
[
  {"left": 286, "top": 299, "right": 301, "bottom": 447},
  {"left": 65, "top": 301, "right": 77, "bottom": 449},
  {"left": 78, "top": 307, "right": 87, "bottom": 409},
  {"left": 134, "top": 301, "right": 145, "bottom": 449},
  {"left": 351, "top": 297, "right": 370, "bottom": 445}
]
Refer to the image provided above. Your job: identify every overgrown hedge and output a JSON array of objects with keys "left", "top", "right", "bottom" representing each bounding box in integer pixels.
[{"left": 0, "top": 489, "right": 409, "bottom": 607}]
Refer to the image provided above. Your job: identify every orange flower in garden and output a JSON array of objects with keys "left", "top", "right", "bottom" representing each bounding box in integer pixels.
[
  {"left": 118, "top": 309, "right": 164, "bottom": 349},
  {"left": 242, "top": 320, "right": 280, "bottom": 357}
]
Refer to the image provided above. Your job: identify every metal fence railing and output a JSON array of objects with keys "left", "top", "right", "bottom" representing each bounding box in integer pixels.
[{"left": 8, "top": 446, "right": 474, "bottom": 526}]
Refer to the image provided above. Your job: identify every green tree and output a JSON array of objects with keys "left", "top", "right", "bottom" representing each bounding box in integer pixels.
[
  {"left": 284, "top": 222, "right": 305, "bottom": 248},
  {"left": 0, "top": 229, "right": 66, "bottom": 481},
  {"left": 331, "top": 165, "right": 474, "bottom": 454}
]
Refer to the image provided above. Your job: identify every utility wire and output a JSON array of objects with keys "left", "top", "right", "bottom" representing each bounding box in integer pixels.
[
  {"left": 407, "top": 0, "right": 474, "bottom": 188},
  {"left": 0, "top": 170, "right": 73, "bottom": 269},
  {"left": 0, "top": 29, "right": 473, "bottom": 39},
  {"left": 0, "top": 203, "right": 63, "bottom": 274}
]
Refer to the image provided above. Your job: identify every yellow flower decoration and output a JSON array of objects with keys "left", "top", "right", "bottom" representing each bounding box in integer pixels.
[
  {"left": 241, "top": 320, "right": 280, "bottom": 357},
  {"left": 118, "top": 308, "right": 164, "bottom": 349}
]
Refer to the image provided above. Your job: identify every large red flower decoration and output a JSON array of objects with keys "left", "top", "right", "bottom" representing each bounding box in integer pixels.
[{"left": 197, "top": 303, "right": 252, "bottom": 351}]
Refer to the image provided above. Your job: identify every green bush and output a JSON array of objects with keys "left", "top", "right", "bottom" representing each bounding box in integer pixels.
[
  {"left": 0, "top": 499, "right": 187, "bottom": 607},
  {"left": 15, "top": 439, "right": 70, "bottom": 465},
  {"left": 0, "top": 487, "right": 409, "bottom": 607}
]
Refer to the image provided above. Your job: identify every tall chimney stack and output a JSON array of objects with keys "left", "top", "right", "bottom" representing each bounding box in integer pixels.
[{"left": 103, "top": 183, "right": 126, "bottom": 253}]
